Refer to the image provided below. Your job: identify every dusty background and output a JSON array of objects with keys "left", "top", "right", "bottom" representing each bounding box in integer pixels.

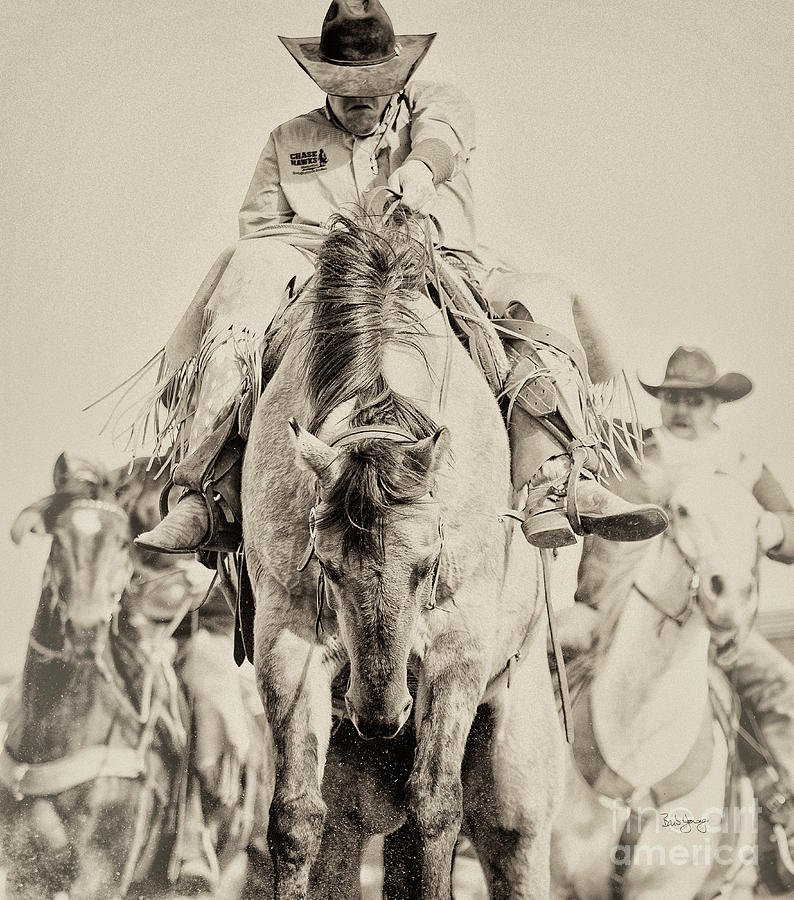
[{"left": 2, "top": 1, "right": 793, "bottom": 678}]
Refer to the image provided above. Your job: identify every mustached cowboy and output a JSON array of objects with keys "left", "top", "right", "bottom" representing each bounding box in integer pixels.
[
  {"left": 576, "top": 346, "right": 794, "bottom": 893},
  {"left": 136, "top": 1, "right": 666, "bottom": 558}
]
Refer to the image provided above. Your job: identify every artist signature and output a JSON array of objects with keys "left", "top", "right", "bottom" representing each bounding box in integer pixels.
[{"left": 661, "top": 812, "right": 709, "bottom": 834}]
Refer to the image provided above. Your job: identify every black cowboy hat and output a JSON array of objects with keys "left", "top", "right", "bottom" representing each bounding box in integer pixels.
[
  {"left": 279, "top": 0, "right": 436, "bottom": 98},
  {"left": 639, "top": 346, "right": 753, "bottom": 403}
]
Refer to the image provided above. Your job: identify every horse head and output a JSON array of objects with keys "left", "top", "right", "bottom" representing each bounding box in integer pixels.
[
  {"left": 664, "top": 470, "right": 762, "bottom": 660},
  {"left": 291, "top": 420, "right": 450, "bottom": 740},
  {"left": 11, "top": 453, "right": 160, "bottom": 658}
]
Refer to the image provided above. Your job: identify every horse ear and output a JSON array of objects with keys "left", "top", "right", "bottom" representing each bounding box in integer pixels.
[
  {"left": 10, "top": 500, "right": 50, "bottom": 543},
  {"left": 113, "top": 457, "right": 153, "bottom": 514},
  {"left": 288, "top": 419, "right": 340, "bottom": 489},
  {"left": 407, "top": 427, "right": 450, "bottom": 477},
  {"left": 52, "top": 451, "right": 75, "bottom": 491}
]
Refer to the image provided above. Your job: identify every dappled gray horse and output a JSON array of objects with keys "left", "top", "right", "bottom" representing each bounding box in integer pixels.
[{"left": 242, "top": 213, "right": 564, "bottom": 898}]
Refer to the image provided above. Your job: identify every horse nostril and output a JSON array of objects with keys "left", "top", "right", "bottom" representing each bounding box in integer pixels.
[
  {"left": 401, "top": 697, "right": 413, "bottom": 719},
  {"left": 710, "top": 575, "right": 725, "bottom": 596}
]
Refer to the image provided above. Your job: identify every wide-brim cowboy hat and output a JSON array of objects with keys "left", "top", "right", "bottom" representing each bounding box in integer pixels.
[
  {"left": 639, "top": 345, "right": 753, "bottom": 403},
  {"left": 279, "top": 0, "right": 436, "bottom": 97}
]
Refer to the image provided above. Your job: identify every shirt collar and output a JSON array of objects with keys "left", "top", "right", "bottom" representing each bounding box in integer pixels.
[{"left": 323, "top": 94, "right": 405, "bottom": 152}]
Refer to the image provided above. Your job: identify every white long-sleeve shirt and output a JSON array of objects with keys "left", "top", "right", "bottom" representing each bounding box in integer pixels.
[{"left": 239, "top": 81, "right": 478, "bottom": 254}]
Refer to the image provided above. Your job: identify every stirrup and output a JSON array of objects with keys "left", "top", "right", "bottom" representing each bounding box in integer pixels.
[
  {"left": 521, "top": 445, "right": 591, "bottom": 549},
  {"left": 198, "top": 483, "right": 243, "bottom": 555}
]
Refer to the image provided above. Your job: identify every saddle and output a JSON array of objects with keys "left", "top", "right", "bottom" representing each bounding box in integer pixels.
[{"left": 561, "top": 660, "right": 749, "bottom": 899}]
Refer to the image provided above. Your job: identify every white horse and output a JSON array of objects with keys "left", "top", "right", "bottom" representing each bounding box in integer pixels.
[{"left": 552, "top": 471, "right": 762, "bottom": 899}]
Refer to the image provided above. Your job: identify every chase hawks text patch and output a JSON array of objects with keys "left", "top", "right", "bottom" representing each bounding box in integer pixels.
[{"left": 290, "top": 149, "right": 328, "bottom": 174}]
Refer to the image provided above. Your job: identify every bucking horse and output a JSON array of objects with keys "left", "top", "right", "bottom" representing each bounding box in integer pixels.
[{"left": 240, "top": 211, "right": 565, "bottom": 897}]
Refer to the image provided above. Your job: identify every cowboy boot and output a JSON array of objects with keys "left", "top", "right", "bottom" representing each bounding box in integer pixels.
[
  {"left": 498, "top": 311, "right": 667, "bottom": 549},
  {"left": 136, "top": 401, "right": 244, "bottom": 555}
]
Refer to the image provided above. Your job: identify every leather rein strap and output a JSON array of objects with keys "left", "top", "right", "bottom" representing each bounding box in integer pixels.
[{"left": 633, "top": 533, "right": 699, "bottom": 626}]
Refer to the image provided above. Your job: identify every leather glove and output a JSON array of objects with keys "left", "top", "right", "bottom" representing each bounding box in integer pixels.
[
  {"left": 387, "top": 160, "right": 436, "bottom": 214},
  {"left": 759, "top": 511, "right": 785, "bottom": 553}
]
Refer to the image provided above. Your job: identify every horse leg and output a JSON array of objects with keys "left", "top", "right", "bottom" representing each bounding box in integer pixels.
[
  {"left": 406, "top": 630, "right": 482, "bottom": 898},
  {"left": 383, "top": 822, "right": 422, "bottom": 899},
  {"left": 460, "top": 628, "right": 564, "bottom": 899},
  {"left": 256, "top": 623, "right": 334, "bottom": 900},
  {"left": 308, "top": 810, "right": 366, "bottom": 899}
]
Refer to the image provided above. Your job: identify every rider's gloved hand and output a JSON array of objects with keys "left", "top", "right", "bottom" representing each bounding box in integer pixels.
[
  {"left": 387, "top": 160, "right": 436, "bottom": 214},
  {"left": 760, "top": 511, "right": 785, "bottom": 553}
]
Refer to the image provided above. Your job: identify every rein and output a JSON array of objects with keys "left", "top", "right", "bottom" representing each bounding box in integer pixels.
[{"left": 632, "top": 532, "right": 700, "bottom": 628}]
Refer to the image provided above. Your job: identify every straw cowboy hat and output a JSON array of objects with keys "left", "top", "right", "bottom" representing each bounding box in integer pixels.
[
  {"left": 279, "top": 0, "right": 436, "bottom": 97},
  {"left": 639, "top": 346, "right": 753, "bottom": 402}
]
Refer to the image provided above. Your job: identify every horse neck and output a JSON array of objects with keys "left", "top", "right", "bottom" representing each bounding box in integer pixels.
[
  {"left": 8, "top": 586, "right": 130, "bottom": 763},
  {"left": 590, "top": 552, "right": 711, "bottom": 789},
  {"left": 11, "top": 646, "right": 107, "bottom": 766}
]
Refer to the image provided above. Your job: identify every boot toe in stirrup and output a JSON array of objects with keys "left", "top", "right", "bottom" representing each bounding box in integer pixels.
[{"left": 134, "top": 493, "right": 210, "bottom": 554}]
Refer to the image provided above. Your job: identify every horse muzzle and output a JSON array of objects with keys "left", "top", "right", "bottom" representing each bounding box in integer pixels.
[
  {"left": 700, "top": 574, "right": 755, "bottom": 629},
  {"left": 63, "top": 619, "right": 110, "bottom": 659},
  {"left": 345, "top": 693, "right": 414, "bottom": 741}
]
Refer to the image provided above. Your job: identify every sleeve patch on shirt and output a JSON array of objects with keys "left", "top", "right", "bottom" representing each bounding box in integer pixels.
[{"left": 289, "top": 149, "right": 328, "bottom": 174}]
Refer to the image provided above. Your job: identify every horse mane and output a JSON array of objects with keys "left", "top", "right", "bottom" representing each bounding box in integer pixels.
[
  {"left": 304, "top": 212, "right": 441, "bottom": 560},
  {"left": 305, "top": 211, "right": 435, "bottom": 436}
]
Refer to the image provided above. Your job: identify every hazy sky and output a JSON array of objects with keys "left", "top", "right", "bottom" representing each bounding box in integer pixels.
[{"left": 2, "top": 1, "right": 793, "bottom": 674}]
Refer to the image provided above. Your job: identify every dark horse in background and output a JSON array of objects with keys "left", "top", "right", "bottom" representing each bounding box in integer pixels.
[{"left": 1, "top": 454, "right": 273, "bottom": 899}]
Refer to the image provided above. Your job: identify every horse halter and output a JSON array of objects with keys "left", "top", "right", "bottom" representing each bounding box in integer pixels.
[
  {"left": 30, "top": 497, "right": 132, "bottom": 661},
  {"left": 633, "top": 527, "right": 758, "bottom": 657},
  {"left": 632, "top": 533, "right": 700, "bottom": 628},
  {"left": 297, "top": 424, "right": 445, "bottom": 636}
]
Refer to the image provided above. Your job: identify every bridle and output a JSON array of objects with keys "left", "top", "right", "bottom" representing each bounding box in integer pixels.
[
  {"left": 632, "top": 530, "right": 700, "bottom": 628},
  {"left": 631, "top": 521, "right": 759, "bottom": 655},
  {"left": 294, "top": 422, "right": 575, "bottom": 742},
  {"left": 296, "top": 424, "right": 445, "bottom": 636}
]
